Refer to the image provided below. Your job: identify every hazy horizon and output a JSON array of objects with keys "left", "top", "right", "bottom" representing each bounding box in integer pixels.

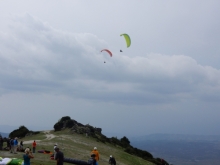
[{"left": 1, "top": 124, "right": 220, "bottom": 139}]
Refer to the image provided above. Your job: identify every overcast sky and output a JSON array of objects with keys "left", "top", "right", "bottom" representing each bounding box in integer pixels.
[{"left": 0, "top": 0, "right": 220, "bottom": 138}]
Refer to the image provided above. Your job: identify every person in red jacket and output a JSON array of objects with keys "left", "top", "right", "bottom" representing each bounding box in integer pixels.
[
  {"left": 91, "top": 147, "right": 99, "bottom": 165},
  {"left": 32, "top": 140, "right": 36, "bottom": 153}
]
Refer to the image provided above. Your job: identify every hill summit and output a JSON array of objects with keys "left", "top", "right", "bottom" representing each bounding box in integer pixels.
[
  {"left": 4, "top": 116, "right": 170, "bottom": 165},
  {"left": 52, "top": 116, "right": 169, "bottom": 165}
]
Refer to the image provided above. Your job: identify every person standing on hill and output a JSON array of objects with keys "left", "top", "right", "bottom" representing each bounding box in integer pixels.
[
  {"left": 91, "top": 147, "right": 99, "bottom": 165},
  {"left": 55, "top": 147, "right": 64, "bottom": 165},
  {"left": 13, "top": 137, "right": 18, "bottom": 153},
  {"left": 109, "top": 155, "right": 116, "bottom": 165},
  {"left": 88, "top": 154, "right": 97, "bottom": 165},
  {"left": 7, "top": 138, "right": 10, "bottom": 149},
  {"left": 0, "top": 136, "right": 3, "bottom": 150},
  {"left": 20, "top": 140, "right": 24, "bottom": 151},
  {"left": 32, "top": 140, "right": 36, "bottom": 153},
  {"left": 54, "top": 144, "right": 58, "bottom": 159},
  {"left": 23, "top": 148, "right": 34, "bottom": 165},
  {"left": 10, "top": 138, "right": 14, "bottom": 153}
]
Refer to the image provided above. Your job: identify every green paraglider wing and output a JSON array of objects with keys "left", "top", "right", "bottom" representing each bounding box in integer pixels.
[{"left": 120, "top": 34, "right": 131, "bottom": 47}]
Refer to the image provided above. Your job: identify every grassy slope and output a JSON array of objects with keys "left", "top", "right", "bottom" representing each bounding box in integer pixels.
[{"left": 0, "top": 129, "right": 155, "bottom": 165}]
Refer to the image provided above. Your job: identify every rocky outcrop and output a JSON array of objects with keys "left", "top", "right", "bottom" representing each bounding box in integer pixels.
[{"left": 54, "top": 116, "right": 102, "bottom": 135}]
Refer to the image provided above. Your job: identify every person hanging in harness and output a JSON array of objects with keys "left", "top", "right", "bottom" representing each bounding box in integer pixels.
[{"left": 109, "top": 155, "right": 116, "bottom": 165}]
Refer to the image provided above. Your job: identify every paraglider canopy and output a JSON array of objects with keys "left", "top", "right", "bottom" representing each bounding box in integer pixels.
[
  {"left": 120, "top": 33, "right": 131, "bottom": 47},
  {"left": 101, "top": 49, "right": 112, "bottom": 57}
]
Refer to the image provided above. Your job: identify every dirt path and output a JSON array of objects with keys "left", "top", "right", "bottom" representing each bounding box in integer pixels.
[{"left": 23, "top": 130, "right": 56, "bottom": 144}]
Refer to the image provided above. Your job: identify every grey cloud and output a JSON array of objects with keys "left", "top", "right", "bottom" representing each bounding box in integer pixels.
[{"left": 0, "top": 14, "right": 220, "bottom": 106}]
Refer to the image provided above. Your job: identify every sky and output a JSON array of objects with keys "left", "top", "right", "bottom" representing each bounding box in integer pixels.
[{"left": 0, "top": 0, "right": 220, "bottom": 138}]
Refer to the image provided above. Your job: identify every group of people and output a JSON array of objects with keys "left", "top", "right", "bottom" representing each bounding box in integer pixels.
[
  {"left": 52, "top": 146, "right": 116, "bottom": 165},
  {"left": 22, "top": 142, "right": 63, "bottom": 165},
  {"left": 1, "top": 136, "right": 116, "bottom": 165},
  {"left": 0, "top": 136, "right": 19, "bottom": 152},
  {"left": 0, "top": 136, "right": 37, "bottom": 158},
  {"left": 9, "top": 138, "right": 36, "bottom": 154},
  {"left": 90, "top": 147, "right": 116, "bottom": 165},
  {"left": 10, "top": 137, "right": 19, "bottom": 153}
]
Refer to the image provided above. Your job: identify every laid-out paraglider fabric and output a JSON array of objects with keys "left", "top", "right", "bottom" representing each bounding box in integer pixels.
[
  {"left": 64, "top": 157, "right": 95, "bottom": 165},
  {"left": 0, "top": 158, "right": 23, "bottom": 165},
  {"left": 0, "top": 158, "right": 12, "bottom": 165},
  {"left": 120, "top": 33, "right": 131, "bottom": 47},
  {"left": 7, "top": 158, "right": 23, "bottom": 165},
  {"left": 44, "top": 150, "right": 53, "bottom": 154},
  {"left": 101, "top": 49, "right": 112, "bottom": 57},
  {"left": 38, "top": 150, "right": 53, "bottom": 154}
]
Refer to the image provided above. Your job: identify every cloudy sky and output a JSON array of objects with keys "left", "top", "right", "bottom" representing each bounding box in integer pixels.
[{"left": 0, "top": 0, "right": 220, "bottom": 138}]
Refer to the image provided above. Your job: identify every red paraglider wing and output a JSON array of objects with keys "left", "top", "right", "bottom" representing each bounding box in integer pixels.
[{"left": 101, "top": 49, "right": 112, "bottom": 57}]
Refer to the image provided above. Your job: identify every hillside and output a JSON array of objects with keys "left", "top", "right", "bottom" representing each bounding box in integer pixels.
[{"left": 0, "top": 129, "right": 156, "bottom": 165}]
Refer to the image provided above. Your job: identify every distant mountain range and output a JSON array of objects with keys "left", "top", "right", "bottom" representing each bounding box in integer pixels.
[
  {"left": 0, "top": 132, "right": 9, "bottom": 138},
  {"left": 0, "top": 125, "right": 18, "bottom": 133},
  {"left": 130, "top": 133, "right": 220, "bottom": 142},
  {"left": 0, "top": 125, "right": 16, "bottom": 137}
]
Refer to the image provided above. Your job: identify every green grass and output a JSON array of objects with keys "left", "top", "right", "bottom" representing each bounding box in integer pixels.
[
  {"left": 0, "top": 129, "right": 155, "bottom": 165},
  {"left": 25, "top": 132, "right": 47, "bottom": 141}
]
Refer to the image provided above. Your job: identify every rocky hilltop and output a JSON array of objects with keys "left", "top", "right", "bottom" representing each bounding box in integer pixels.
[
  {"left": 6, "top": 116, "right": 170, "bottom": 165},
  {"left": 52, "top": 116, "right": 169, "bottom": 165}
]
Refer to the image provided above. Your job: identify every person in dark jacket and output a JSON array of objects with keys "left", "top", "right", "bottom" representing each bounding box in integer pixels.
[
  {"left": 0, "top": 136, "right": 3, "bottom": 150},
  {"left": 109, "top": 155, "right": 116, "bottom": 165},
  {"left": 19, "top": 141, "right": 24, "bottom": 151},
  {"left": 10, "top": 138, "right": 14, "bottom": 153},
  {"left": 7, "top": 138, "right": 10, "bottom": 148},
  {"left": 55, "top": 147, "right": 64, "bottom": 165},
  {"left": 88, "top": 154, "right": 96, "bottom": 165}
]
